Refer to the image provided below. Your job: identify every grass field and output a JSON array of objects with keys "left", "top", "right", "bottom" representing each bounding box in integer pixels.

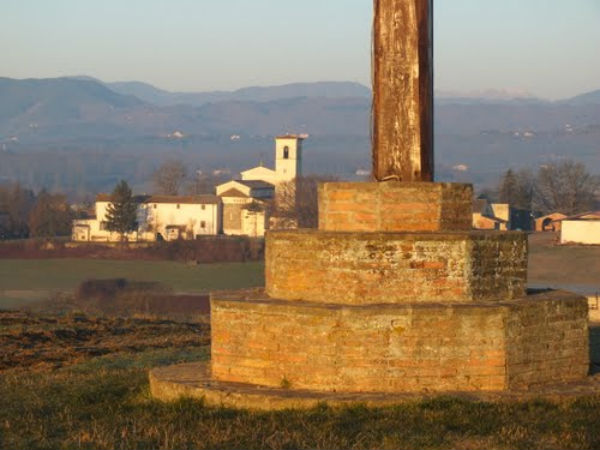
[
  {"left": 0, "top": 259, "right": 264, "bottom": 309},
  {"left": 528, "top": 233, "right": 600, "bottom": 293},
  {"left": 2, "top": 237, "right": 600, "bottom": 448},
  {"left": 2, "top": 310, "right": 600, "bottom": 450},
  {"left": 2, "top": 233, "right": 599, "bottom": 309}
]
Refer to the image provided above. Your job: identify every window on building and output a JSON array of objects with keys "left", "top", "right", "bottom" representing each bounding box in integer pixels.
[
  {"left": 283, "top": 146, "right": 289, "bottom": 159},
  {"left": 201, "top": 221, "right": 206, "bottom": 228},
  {"left": 153, "top": 204, "right": 157, "bottom": 209},
  {"left": 176, "top": 204, "right": 180, "bottom": 209},
  {"left": 99, "top": 221, "right": 108, "bottom": 231},
  {"left": 201, "top": 204, "right": 206, "bottom": 210}
]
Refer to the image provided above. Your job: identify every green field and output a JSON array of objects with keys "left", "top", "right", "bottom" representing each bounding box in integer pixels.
[{"left": 0, "top": 259, "right": 264, "bottom": 309}]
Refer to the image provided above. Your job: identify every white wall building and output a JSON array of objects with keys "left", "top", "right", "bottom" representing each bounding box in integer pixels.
[
  {"left": 560, "top": 212, "right": 600, "bottom": 245},
  {"left": 72, "top": 194, "right": 221, "bottom": 242}
]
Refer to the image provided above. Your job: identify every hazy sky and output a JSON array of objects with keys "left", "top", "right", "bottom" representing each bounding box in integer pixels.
[{"left": 2, "top": 0, "right": 599, "bottom": 99}]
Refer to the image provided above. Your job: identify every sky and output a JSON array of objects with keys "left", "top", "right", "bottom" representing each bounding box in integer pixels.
[{"left": 1, "top": 0, "right": 599, "bottom": 100}]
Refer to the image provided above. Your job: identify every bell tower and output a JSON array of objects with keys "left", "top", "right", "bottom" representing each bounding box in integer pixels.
[{"left": 275, "top": 135, "right": 303, "bottom": 183}]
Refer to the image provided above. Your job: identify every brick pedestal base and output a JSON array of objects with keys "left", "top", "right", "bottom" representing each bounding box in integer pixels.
[
  {"left": 210, "top": 289, "right": 589, "bottom": 393},
  {"left": 150, "top": 181, "right": 591, "bottom": 407}
]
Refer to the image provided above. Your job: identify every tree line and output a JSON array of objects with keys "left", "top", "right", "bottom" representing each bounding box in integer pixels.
[
  {"left": 0, "top": 184, "right": 74, "bottom": 239},
  {"left": 491, "top": 160, "right": 599, "bottom": 216}
]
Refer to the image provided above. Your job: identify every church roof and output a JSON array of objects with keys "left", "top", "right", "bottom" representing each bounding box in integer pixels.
[
  {"left": 218, "top": 188, "right": 249, "bottom": 198},
  {"left": 234, "top": 180, "right": 275, "bottom": 190}
]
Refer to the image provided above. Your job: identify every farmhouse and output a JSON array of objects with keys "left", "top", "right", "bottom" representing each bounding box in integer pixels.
[
  {"left": 560, "top": 211, "right": 600, "bottom": 245},
  {"left": 472, "top": 197, "right": 533, "bottom": 231},
  {"left": 72, "top": 194, "right": 221, "bottom": 242}
]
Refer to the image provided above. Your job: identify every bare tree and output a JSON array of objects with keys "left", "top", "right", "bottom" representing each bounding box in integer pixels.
[
  {"left": 533, "top": 160, "right": 599, "bottom": 215},
  {"left": 152, "top": 160, "right": 187, "bottom": 196},
  {"left": 0, "top": 183, "right": 36, "bottom": 239},
  {"left": 28, "top": 190, "right": 73, "bottom": 238},
  {"left": 186, "top": 171, "right": 230, "bottom": 195},
  {"left": 273, "top": 175, "right": 338, "bottom": 228}
]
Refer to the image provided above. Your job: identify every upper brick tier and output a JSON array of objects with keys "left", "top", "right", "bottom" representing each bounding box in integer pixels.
[
  {"left": 265, "top": 230, "right": 527, "bottom": 304},
  {"left": 318, "top": 182, "right": 473, "bottom": 233}
]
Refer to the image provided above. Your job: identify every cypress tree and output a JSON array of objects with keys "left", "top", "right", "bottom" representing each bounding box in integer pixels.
[{"left": 105, "top": 180, "right": 138, "bottom": 241}]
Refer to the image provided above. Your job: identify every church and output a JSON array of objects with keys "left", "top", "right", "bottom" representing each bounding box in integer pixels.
[{"left": 215, "top": 134, "right": 304, "bottom": 237}]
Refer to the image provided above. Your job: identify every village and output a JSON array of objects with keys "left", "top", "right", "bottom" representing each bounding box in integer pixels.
[{"left": 69, "top": 133, "right": 600, "bottom": 245}]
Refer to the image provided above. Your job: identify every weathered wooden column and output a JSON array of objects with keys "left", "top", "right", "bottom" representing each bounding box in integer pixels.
[{"left": 372, "top": 0, "right": 434, "bottom": 182}]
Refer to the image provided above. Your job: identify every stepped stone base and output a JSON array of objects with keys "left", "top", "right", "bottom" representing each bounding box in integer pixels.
[
  {"left": 210, "top": 289, "right": 589, "bottom": 393},
  {"left": 149, "top": 361, "right": 600, "bottom": 411}
]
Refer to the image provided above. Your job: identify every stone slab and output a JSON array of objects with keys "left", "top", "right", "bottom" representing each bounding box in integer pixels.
[
  {"left": 265, "top": 229, "right": 527, "bottom": 304},
  {"left": 210, "top": 289, "right": 589, "bottom": 393},
  {"left": 318, "top": 182, "right": 472, "bottom": 232},
  {"left": 149, "top": 361, "right": 600, "bottom": 411}
]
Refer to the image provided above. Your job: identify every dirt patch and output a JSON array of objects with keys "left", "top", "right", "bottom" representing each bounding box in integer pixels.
[{"left": 0, "top": 310, "right": 209, "bottom": 372}]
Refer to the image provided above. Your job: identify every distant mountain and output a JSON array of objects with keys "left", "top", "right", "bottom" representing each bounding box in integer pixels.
[
  {"left": 436, "top": 88, "right": 540, "bottom": 102},
  {"left": 106, "top": 81, "right": 371, "bottom": 106},
  {"left": 562, "top": 89, "right": 600, "bottom": 105},
  {"left": 1, "top": 75, "right": 600, "bottom": 196},
  {"left": 0, "top": 77, "right": 143, "bottom": 136}
]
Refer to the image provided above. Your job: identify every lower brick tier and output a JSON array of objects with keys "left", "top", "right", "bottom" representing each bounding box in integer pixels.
[{"left": 211, "top": 289, "right": 589, "bottom": 393}]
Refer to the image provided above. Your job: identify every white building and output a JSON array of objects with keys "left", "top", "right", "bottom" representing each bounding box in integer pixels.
[
  {"left": 216, "top": 135, "right": 305, "bottom": 237},
  {"left": 72, "top": 194, "right": 221, "bottom": 242},
  {"left": 560, "top": 212, "right": 600, "bottom": 245}
]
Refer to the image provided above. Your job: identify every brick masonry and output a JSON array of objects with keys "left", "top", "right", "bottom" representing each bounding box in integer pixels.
[
  {"left": 318, "top": 182, "right": 473, "bottom": 232},
  {"left": 210, "top": 289, "right": 589, "bottom": 393},
  {"left": 265, "top": 230, "right": 527, "bottom": 304}
]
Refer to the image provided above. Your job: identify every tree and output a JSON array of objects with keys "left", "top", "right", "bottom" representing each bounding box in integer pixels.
[
  {"left": 498, "top": 169, "right": 518, "bottom": 204},
  {"left": 273, "top": 175, "right": 338, "bottom": 228},
  {"left": 533, "top": 160, "right": 599, "bottom": 215},
  {"left": 105, "top": 180, "right": 138, "bottom": 241},
  {"left": 498, "top": 168, "right": 534, "bottom": 210},
  {"left": 28, "top": 190, "right": 73, "bottom": 238},
  {"left": 186, "top": 170, "right": 230, "bottom": 195},
  {"left": 152, "top": 160, "right": 187, "bottom": 195},
  {"left": 0, "top": 183, "right": 36, "bottom": 239}
]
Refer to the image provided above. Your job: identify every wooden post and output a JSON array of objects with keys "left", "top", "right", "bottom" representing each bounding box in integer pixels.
[{"left": 372, "top": 0, "right": 434, "bottom": 182}]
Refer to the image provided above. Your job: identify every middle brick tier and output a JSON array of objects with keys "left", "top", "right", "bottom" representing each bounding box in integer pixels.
[{"left": 266, "top": 230, "right": 527, "bottom": 304}]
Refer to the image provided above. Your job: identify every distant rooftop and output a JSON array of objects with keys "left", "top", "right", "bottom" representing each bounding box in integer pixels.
[
  {"left": 276, "top": 134, "right": 307, "bottom": 140},
  {"left": 234, "top": 180, "right": 275, "bottom": 189},
  {"left": 561, "top": 211, "right": 600, "bottom": 221},
  {"left": 218, "top": 188, "right": 248, "bottom": 198},
  {"left": 96, "top": 193, "right": 220, "bottom": 205}
]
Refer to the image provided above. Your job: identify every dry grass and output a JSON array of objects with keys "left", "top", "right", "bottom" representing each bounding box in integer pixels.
[{"left": 2, "top": 308, "right": 600, "bottom": 449}]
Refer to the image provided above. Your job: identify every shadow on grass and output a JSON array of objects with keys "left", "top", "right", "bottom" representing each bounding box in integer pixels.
[{"left": 589, "top": 324, "right": 600, "bottom": 375}]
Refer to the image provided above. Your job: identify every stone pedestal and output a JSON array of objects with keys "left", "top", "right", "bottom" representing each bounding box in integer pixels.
[{"left": 150, "top": 182, "right": 590, "bottom": 407}]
